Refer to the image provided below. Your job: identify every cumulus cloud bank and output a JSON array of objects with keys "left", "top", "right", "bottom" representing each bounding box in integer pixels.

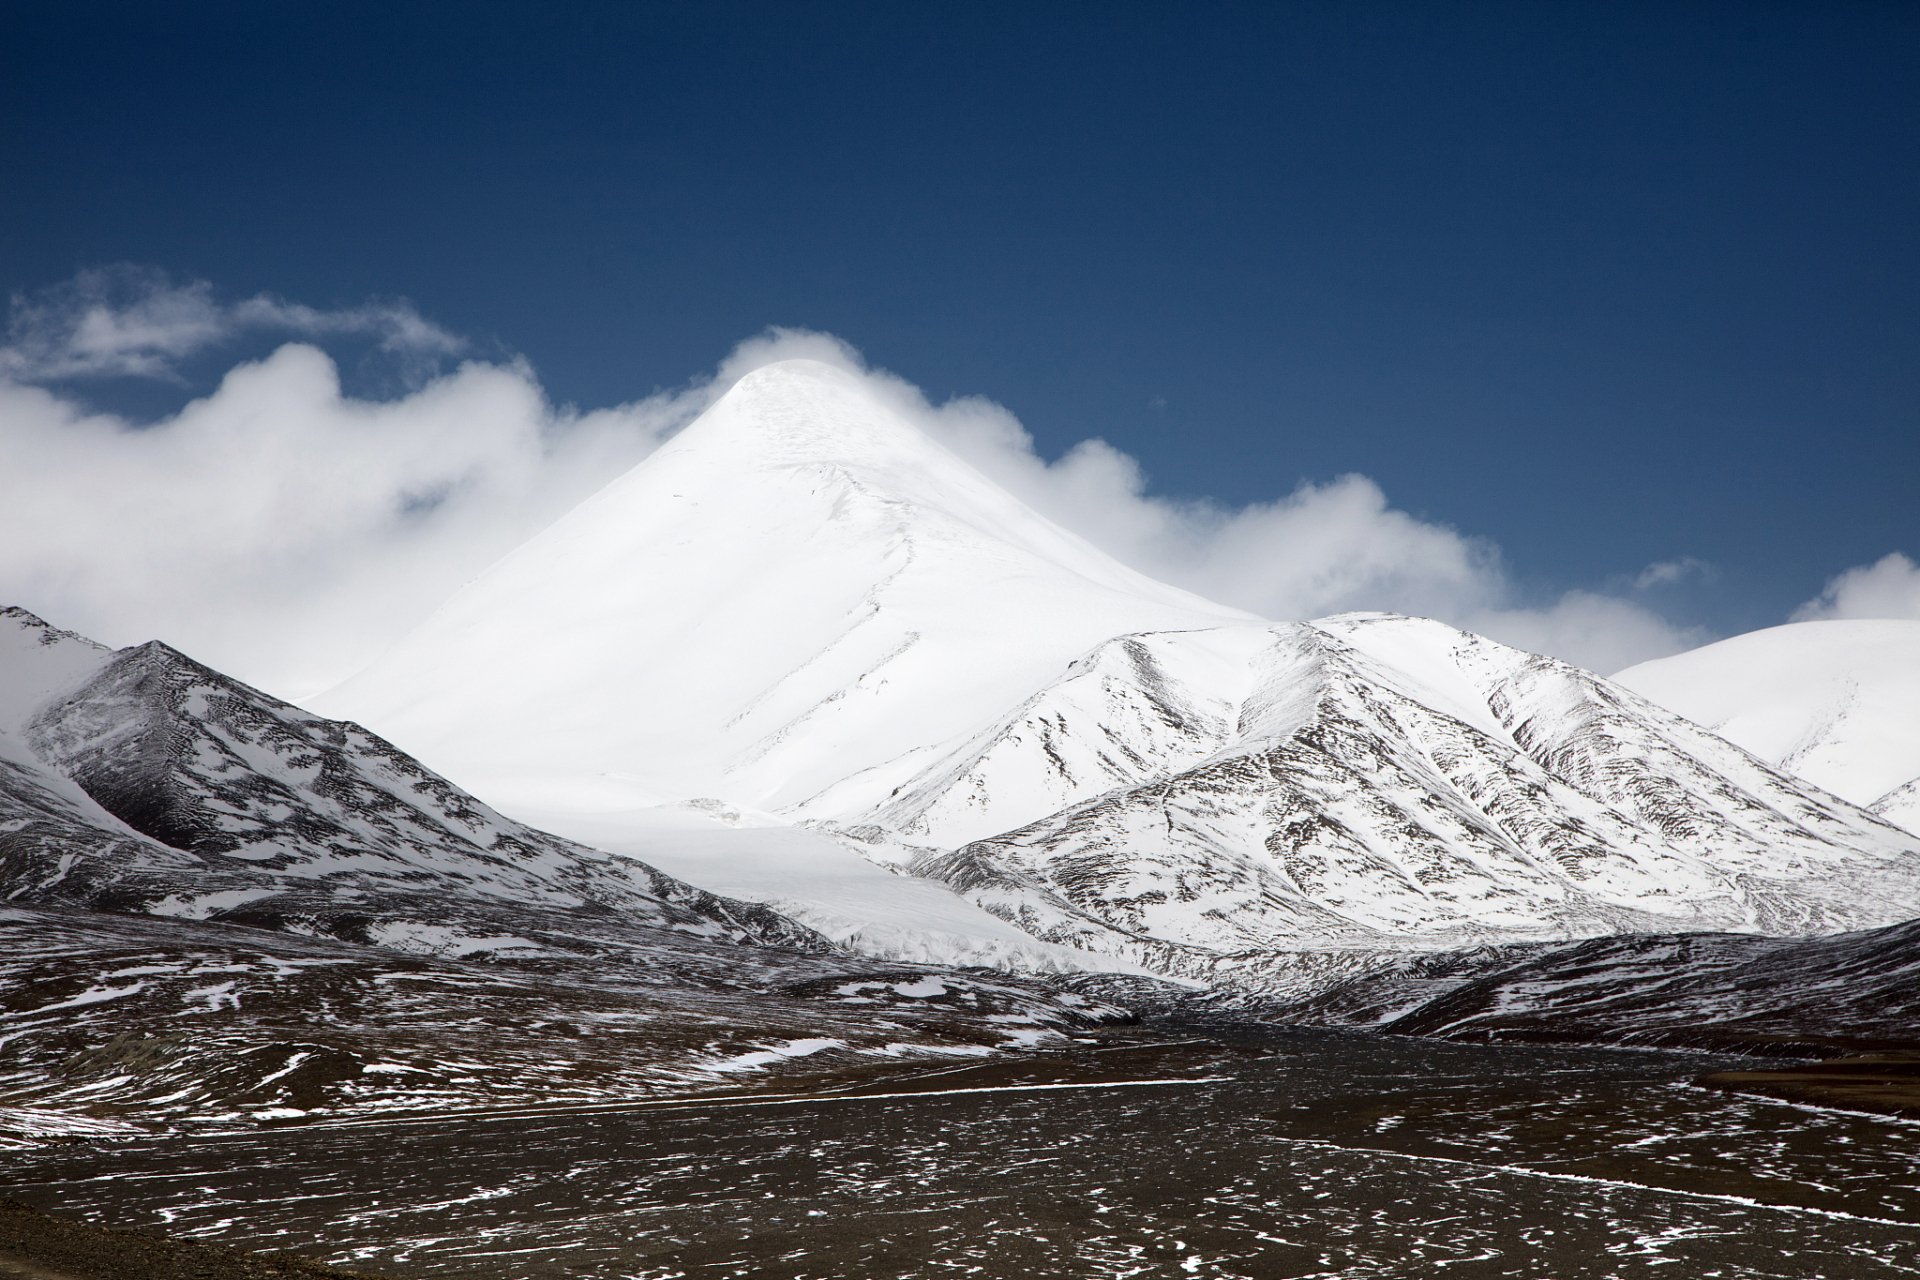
[
  {"left": 0, "top": 275, "right": 1705, "bottom": 697},
  {"left": 1793, "top": 552, "right": 1920, "bottom": 623}
]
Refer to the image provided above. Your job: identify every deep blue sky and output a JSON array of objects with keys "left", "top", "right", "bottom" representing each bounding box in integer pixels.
[{"left": 3, "top": 1, "right": 1915, "bottom": 636}]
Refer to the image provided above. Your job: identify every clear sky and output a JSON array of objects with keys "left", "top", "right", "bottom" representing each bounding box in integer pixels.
[{"left": 1, "top": 1, "right": 1915, "bottom": 689}]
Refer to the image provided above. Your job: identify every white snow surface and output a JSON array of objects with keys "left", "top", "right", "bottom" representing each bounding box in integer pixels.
[
  {"left": 312, "top": 358, "right": 1258, "bottom": 971},
  {"left": 0, "top": 607, "right": 142, "bottom": 830},
  {"left": 1613, "top": 620, "right": 1920, "bottom": 819},
  {"left": 886, "top": 613, "right": 1920, "bottom": 975},
  {"left": 1874, "top": 778, "right": 1920, "bottom": 835},
  {"left": 511, "top": 797, "right": 1161, "bottom": 974},
  {"left": 0, "top": 607, "right": 114, "bottom": 736}
]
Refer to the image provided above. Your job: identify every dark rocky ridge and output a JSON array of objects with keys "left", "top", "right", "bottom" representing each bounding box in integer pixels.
[
  {"left": 1270, "top": 917, "right": 1920, "bottom": 1058},
  {"left": 18, "top": 636, "right": 825, "bottom": 956},
  {"left": 1695, "top": 1052, "right": 1920, "bottom": 1118}
]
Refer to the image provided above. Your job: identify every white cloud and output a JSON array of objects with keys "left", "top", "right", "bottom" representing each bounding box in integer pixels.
[
  {"left": 0, "top": 346, "right": 691, "bottom": 697},
  {"left": 1464, "top": 594, "right": 1706, "bottom": 679},
  {"left": 0, "top": 266, "right": 462, "bottom": 383},
  {"left": 832, "top": 354, "right": 1704, "bottom": 674},
  {"left": 0, "top": 295, "right": 1704, "bottom": 699},
  {"left": 1792, "top": 552, "right": 1920, "bottom": 622},
  {"left": 1632, "top": 557, "right": 1709, "bottom": 590}
]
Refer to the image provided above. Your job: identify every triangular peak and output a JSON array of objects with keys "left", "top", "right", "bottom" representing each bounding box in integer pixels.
[
  {"left": 613, "top": 357, "right": 1246, "bottom": 613},
  {"left": 312, "top": 362, "right": 1250, "bottom": 815},
  {"left": 0, "top": 606, "right": 116, "bottom": 736},
  {"left": 669, "top": 358, "right": 944, "bottom": 465}
]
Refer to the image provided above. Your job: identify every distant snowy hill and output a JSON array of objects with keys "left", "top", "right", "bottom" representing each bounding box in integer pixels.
[
  {"left": 1614, "top": 621, "right": 1920, "bottom": 832},
  {"left": 1877, "top": 779, "right": 1920, "bottom": 839},
  {"left": 315, "top": 360, "right": 1920, "bottom": 985}
]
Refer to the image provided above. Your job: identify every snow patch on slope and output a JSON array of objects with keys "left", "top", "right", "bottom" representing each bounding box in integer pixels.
[{"left": 509, "top": 799, "right": 1164, "bottom": 974}]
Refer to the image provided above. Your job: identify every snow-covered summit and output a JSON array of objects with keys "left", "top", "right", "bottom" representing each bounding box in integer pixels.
[
  {"left": 316, "top": 359, "right": 1250, "bottom": 815},
  {"left": 1613, "top": 620, "right": 1920, "bottom": 822},
  {"left": 0, "top": 606, "right": 114, "bottom": 736}
]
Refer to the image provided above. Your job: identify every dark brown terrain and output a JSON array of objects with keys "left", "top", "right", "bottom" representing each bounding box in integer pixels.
[
  {"left": 0, "top": 1199, "right": 400, "bottom": 1280},
  {"left": 1696, "top": 1050, "right": 1920, "bottom": 1118}
]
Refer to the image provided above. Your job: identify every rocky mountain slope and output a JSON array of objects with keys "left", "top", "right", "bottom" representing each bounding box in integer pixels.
[
  {"left": 0, "top": 606, "right": 1130, "bottom": 1129},
  {"left": 1, "top": 606, "right": 823, "bottom": 959},
  {"left": 884, "top": 615, "right": 1920, "bottom": 983},
  {"left": 1272, "top": 914, "right": 1920, "bottom": 1059}
]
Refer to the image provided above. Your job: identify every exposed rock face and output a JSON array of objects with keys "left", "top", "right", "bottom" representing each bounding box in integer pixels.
[{"left": 1368, "top": 916, "right": 1920, "bottom": 1057}]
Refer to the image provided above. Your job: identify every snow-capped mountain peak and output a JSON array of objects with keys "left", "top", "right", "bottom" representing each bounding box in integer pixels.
[
  {"left": 1613, "top": 619, "right": 1920, "bottom": 820},
  {"left": 316, "top": 359, "right": 1251, "bottom": 817},
  {"left": 829, "top": 612, "right": 1920, "bottom": 983}
]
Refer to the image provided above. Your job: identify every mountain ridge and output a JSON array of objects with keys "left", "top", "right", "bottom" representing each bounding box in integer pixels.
[
  {"left": 309, "top": 363, "right": 1920, "bottom": 983},
  {"left": 315, "top": 360, "right": 1250, "bottom": 818}
]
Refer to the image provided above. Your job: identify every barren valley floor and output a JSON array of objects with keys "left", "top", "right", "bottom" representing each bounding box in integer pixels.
[{"left": 6, "top": 1024, "right": 1918, "bottom": 1280}]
